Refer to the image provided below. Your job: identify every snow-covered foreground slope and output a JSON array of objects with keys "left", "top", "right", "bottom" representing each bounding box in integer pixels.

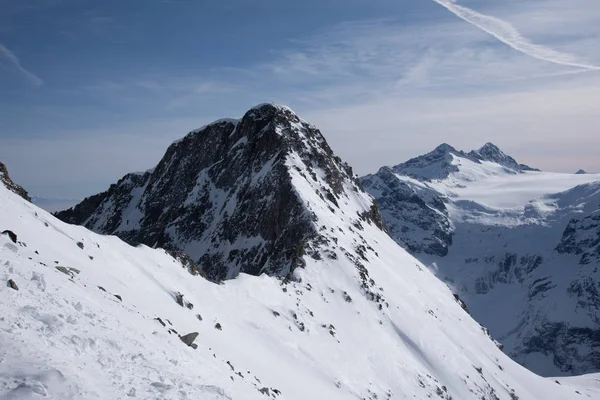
[
  {"left": 363, "top": 144, "right": 600, "bottom": 376},
  {"left": 3, "top": 173, "right": 600, "bottom": 398}
]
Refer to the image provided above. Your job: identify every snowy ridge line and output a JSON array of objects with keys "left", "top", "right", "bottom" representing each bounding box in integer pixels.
[{"left": 170, "top": 118, "right": 240, "bottom": 146}]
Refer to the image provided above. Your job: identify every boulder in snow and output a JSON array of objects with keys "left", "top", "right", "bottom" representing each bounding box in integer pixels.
[
  {"left": 7, "top": 279, "right": 18, "bottom": 290},
  {"left": 180, "top": 332, "right": 199, "bottom": 347},
  {"left": 1, "top": 229, "right": 17, "bottom": 243}
]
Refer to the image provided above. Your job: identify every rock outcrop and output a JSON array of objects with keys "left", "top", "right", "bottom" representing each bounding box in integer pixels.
[
  {"left": 0, "top": 162, "right": 31, "bottom": 202},
  {"left": 57, "top": 104, "right": 385, "bottom": 282}
]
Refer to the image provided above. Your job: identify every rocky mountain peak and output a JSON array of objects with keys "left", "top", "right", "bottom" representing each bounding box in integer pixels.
[
  {"left": 391, "top": 143, "right": 467, "bottom": 181},
  {"left": 468, "top": 143, "right": 539, "bottom": 172},
  {"left": 0, "top": 161, "right": 30, "bottom": 202},
  {"left": 57, "top": 104, "right": 385, "bottom": 282},
  {"left": 472, "top": 142, "right": 503, "bottom": 158},
  {"left": 433, "top": 143, "right": 458, "bottom": 154},
  {"left": 576, "top": 169, "right": 588, "bottom": 175}
]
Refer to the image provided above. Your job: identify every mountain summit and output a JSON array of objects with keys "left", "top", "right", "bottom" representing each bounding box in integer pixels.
[
  {"left": 363, "top": 146, "right": 600, "bottom": 376},
  {"left": 57, "top": 104, "right": 383, "bottom": 281},
  {"left": 391, "top": 142, "right": 539, "bottom": 182},
  {"left": 468, "top": 143, "right": 538, "bottom": 172}
]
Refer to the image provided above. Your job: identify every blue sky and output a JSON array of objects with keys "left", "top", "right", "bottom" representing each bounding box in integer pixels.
[{"left": 1, "top": 0, "right": 599, "bottom": 198}]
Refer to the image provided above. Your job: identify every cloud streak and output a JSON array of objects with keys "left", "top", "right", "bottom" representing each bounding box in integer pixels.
[
  {"left": 432, "top": 0, "right": 600, "bottom": 71},
  {"left": 0, "top": 43, "right": 44, "bottom": 86}
]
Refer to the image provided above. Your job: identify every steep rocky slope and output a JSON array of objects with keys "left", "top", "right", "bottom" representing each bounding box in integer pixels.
[
  {"left": 3, "top": 133, "right": 600, "bottom": 399},
  {"left": 0, "top": 161, "right": 30, "bottom": 202},
  {"left": 57, "top": 104, "right": 382, "bottom": 281},
  {"left": 363, "top": 144, "right": 600, "bottom": 376}
]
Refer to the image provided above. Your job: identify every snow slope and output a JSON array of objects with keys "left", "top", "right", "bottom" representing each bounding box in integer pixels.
[
  {"left": 3, "top": 169, "right": 600, "bottom": 398},
  {"left": 363, "top": 144, "right": 600, "bottom": 376}
]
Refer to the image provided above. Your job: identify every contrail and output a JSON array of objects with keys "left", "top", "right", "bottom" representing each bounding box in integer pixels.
[
  {"left": 0, "top": 43, "right": 44, "bottom": 86},
  {"left": 432, "top": 0, "right": 600, "bottom": 71}
]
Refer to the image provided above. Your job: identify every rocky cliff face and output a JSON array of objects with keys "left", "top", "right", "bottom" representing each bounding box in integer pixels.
[
  {"left": 0, "top": 161, "right": 31, "bottom": 202},
  {"left": 361, "top": 166, "right": 452, "bottom": 257},
  {"left": 57, "top": 104, "right": 384, "bottom": 282}
]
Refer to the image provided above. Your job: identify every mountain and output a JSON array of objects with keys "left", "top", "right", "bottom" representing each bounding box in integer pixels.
[
  {"left": 5, "top": 123, "right": 600, "bottom": 399},
  {"left": 361, "top": 166, "right": 452, "bottom": 257},
  {"left": 57, "top": 104, "right": 383, "bottom": 282},
  {"left": 0, "top": 161, "right": 30, "bottom": 202},
  {"left": 362, "top": 144, "right": 600, "bottom": 377},
  {"left": 390, "top": 142, "right": 537, "bottom": 183},
  {"left": 468, "top": 143, "right": 539, "bottom": 173},
  {"left": 576, "top": 170, "right": 588, "bottom": 175}
]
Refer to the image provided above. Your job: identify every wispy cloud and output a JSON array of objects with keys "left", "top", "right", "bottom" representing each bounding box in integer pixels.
[
  {"left": 0, "top": 42, "right": 43, "bottom": 86},
  {"left": 431, "top": 0, "right": 600, "bottom": 71}
]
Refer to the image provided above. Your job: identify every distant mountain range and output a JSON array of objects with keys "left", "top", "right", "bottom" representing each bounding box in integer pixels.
[{"left": 362, "top": 143, "right": 600, "bottom": 376}]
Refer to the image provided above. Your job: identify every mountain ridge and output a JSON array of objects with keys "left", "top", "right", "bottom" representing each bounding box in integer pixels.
[
  {"left": 362, "top": 146, "right": 600, "bottom": 376},
  {"left": 0, "top": 161, "right": 31, "bottom": 202},
  {"left": 57, "top": 103, "right": 384, "bottom": 282},
  {"left": 390, "top": 142, "right": 538, "bottom": 182}
]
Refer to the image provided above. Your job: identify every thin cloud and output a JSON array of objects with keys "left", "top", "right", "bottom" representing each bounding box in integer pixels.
[
  {"left": 432, "top": 0, "right": 600, "bottom": 71},
  {"left": 0, "top": 42, "right": 44, "bottom": 86}
]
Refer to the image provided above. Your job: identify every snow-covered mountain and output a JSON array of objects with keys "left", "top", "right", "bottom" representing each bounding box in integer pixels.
[
  {"left": 3, "top": 118, "right": 600, "bottom": 399},
  {"left": 362, "top": 144, "right": 600, "bottom": 377},
  {"left": 56, "top": 104, "right": 383, "bottom": 282}
]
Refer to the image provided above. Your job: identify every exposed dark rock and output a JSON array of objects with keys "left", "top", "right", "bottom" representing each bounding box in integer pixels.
[
  {"left": 77, "top": 241, "right": 84, "bottom": 249},
  {"left": 55, "top": 266, "right": 80, "bottom": 278},
  {"left": 98, "top": 286, "right": 106, "bottom": 292},
  {"left": 0, "top": 161, "right": 31, "bottom": 201},
  {"left": 196, "top": 314, "right": 202, "bottom": 321},
  {"left": 361, "top": 168, "right": 452, "bottom": 256},
  {"left": 453, "top": 293, "right": 470, "bottom": 315},
  {"left": 56, "top": 104, "right": 386, "bottom": 282},
  {"left": 215, "top": 323, "right": 222, "bottom": 330},
  {"left": 114, "top": 294, "right": 122, "bottom": 301},
  {"left": 342, "top": 291, "right": 352, "bottom": 303},
  {"left": 154, "top": 317, "right": 166, "bottom": 327},
  {"left": 179, "top": 332, "right": 199, "bottom": 347},
  {"left": 7, "top": 279, "right": 18, "bottom": 291},
  {"left": 557, "top": 212, "right": 600, "bottom": 265},
  {"left": 167, "top": 250, "right": 206, "bottom": 278},
  {"left": 175, "top": 293, "right": 185, "bottom": 307},
  {"left": 1, "top": 230, "right": 17, "bottom": 244},
  {"left": 521, "top": 321, "right": 600, "bottom": 374}
]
